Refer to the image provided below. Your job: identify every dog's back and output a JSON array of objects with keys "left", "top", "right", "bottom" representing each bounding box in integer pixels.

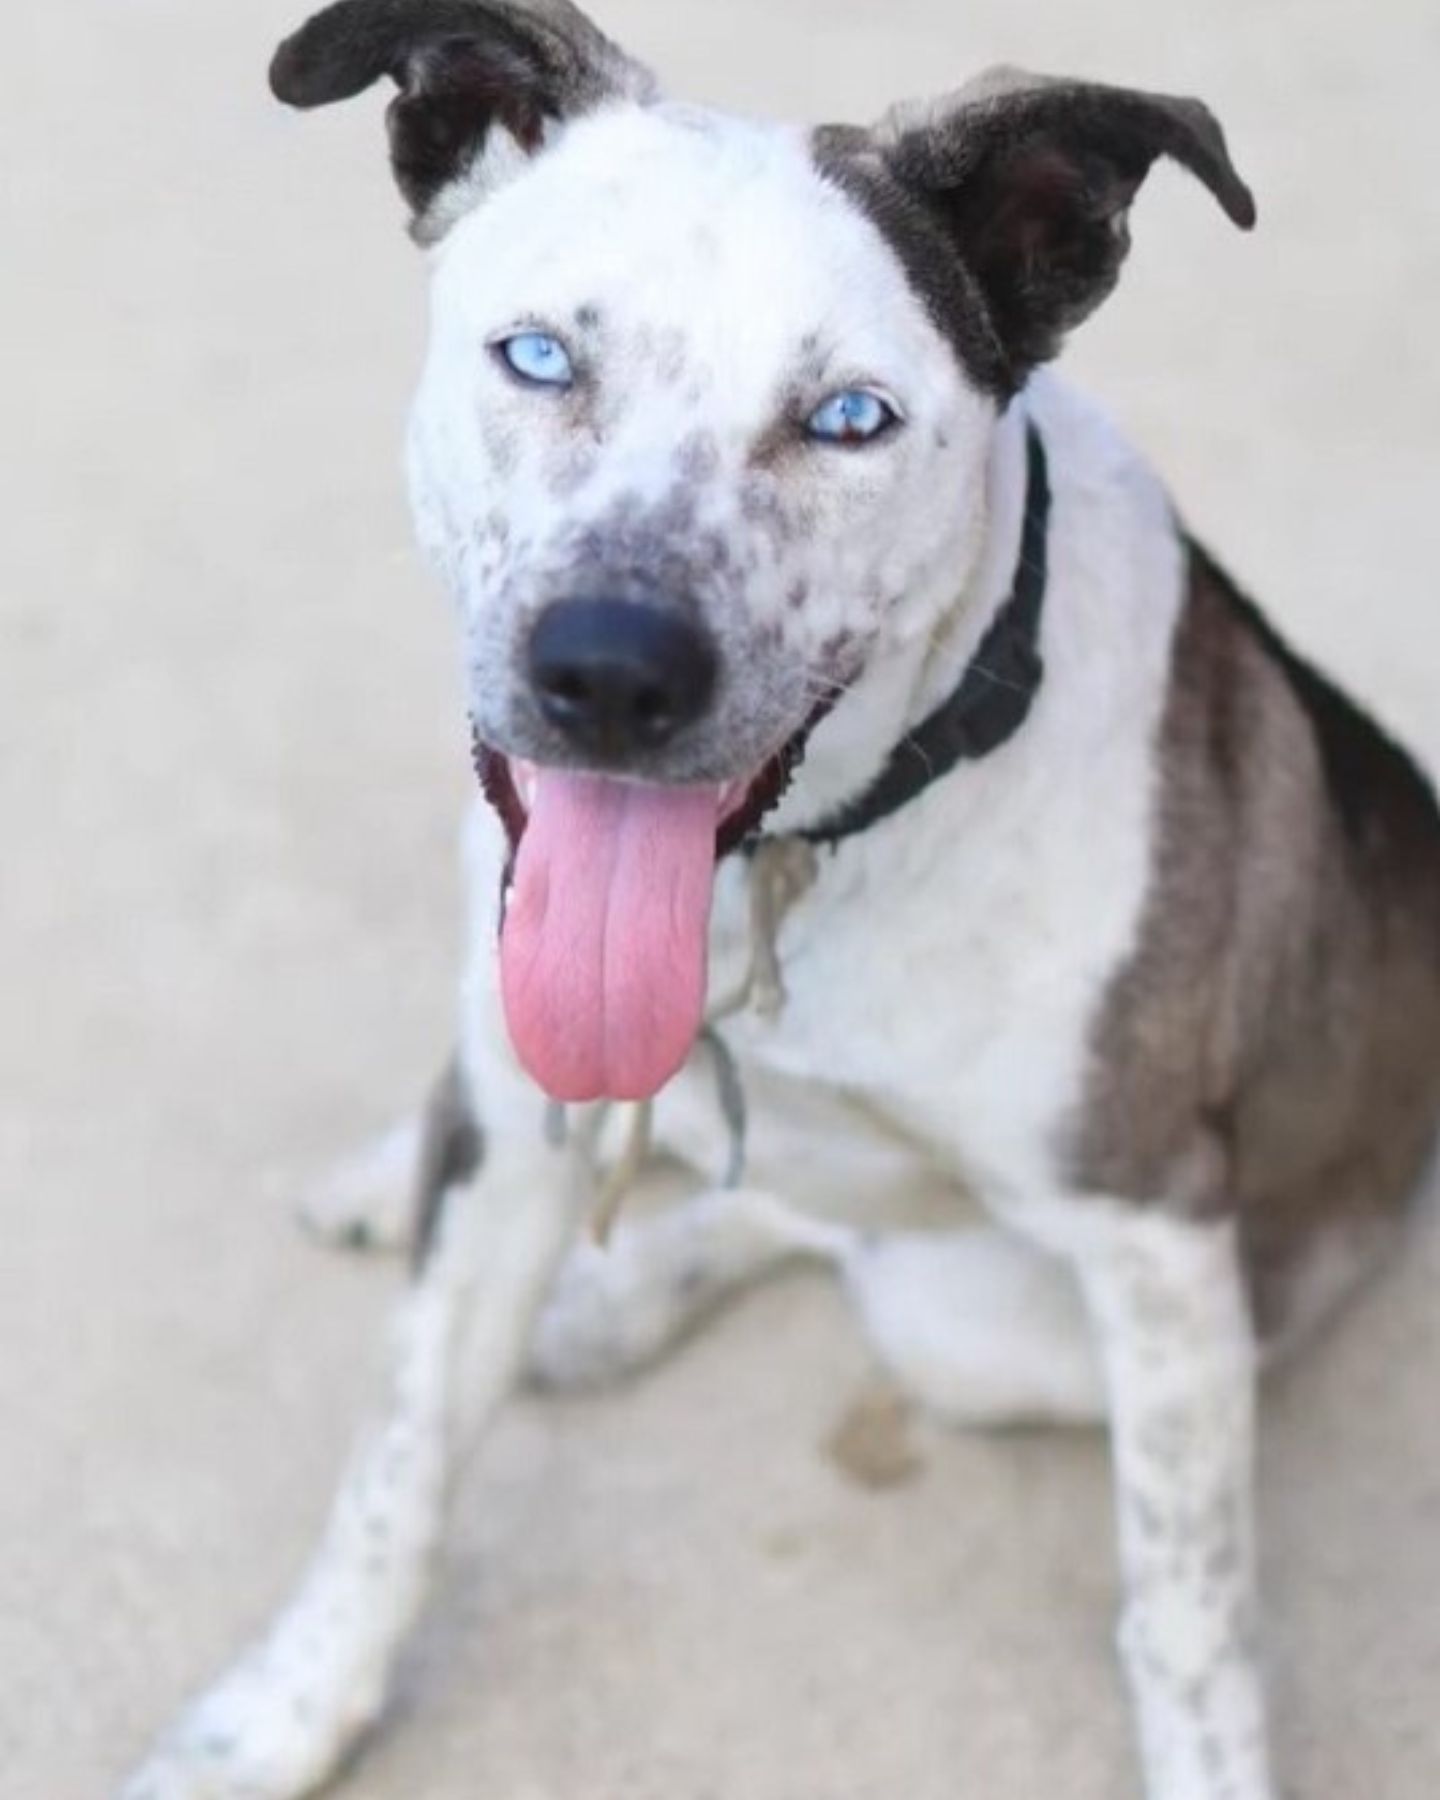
[{"left": 1077, "top": 541, "right": 1440, "bottom": 1336}]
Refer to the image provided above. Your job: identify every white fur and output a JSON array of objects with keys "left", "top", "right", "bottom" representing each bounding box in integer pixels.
[
  {"left": 530, "top": 1185, "right": 843, "bottom": 1386},
  {"left": 407, "top": 103, "right": 998, "bottom": 784},
  {"left": 296, "top": 1118, "right": 424, "bottom": 1252},
  {"left": 125, "top": 1130, "right": 591, "bottom": 1800},
  {"left": 128, "top": 83, "right": 1275, "bottom": 1800},
  {"left": 840, "top": 1225, "right": 1104, "bottom": 1425},
  {"left": 1077, "top": 1210, "right": 1272, "bottom": 1800}
]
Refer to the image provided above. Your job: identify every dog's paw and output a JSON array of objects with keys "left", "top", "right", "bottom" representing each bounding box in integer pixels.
[
  {"left": 119, "top": 1661, "right": 376, "bottom": 1800},
  {"left": 526, "top": 1234, "right": 661, "bottom": 1390},
  {"left": 528, "top": 1188, "right": 845, "bottom": 1391},
  {"left": 121, "top": 1729, "right": 326, "bottom": 1800},
  {"left": 120, "top": 1743, "right": 307, "bottom": 1800},
  {"left": 295, "top": 1120, "right": 421, "bottom": 1255}
]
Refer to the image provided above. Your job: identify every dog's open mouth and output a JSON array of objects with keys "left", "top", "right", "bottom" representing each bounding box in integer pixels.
[{"left": 473, "top": 735, "right": 810, "bottom": 1106}]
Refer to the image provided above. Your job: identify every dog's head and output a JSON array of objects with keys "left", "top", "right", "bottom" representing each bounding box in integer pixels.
[{"left": 272, "top": 1, "right": 1254, "bottom": 1103}]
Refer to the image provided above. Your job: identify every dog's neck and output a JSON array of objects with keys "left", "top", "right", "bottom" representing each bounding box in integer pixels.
[{"left": 766, "top": 395, "right": 1035, "bottom": 838}]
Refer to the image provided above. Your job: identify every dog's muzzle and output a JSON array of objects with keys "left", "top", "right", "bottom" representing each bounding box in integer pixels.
[{"left": 475, "top": 603, "right": 828, "bottom": 1110}]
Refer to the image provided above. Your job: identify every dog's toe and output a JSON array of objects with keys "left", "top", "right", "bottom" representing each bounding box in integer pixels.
[
  {"left": 528, "top": 1188, "right": 846, "bottom": 1391},
  {"left": 121, "top": 1739, "right": 307, "bottom": 1800},
  {"left": 295, "top": 1120, "right": 421, "bottom": 1256},
  {"left": 121, "top": 1684, "right": 370, "bottom": 1800}
]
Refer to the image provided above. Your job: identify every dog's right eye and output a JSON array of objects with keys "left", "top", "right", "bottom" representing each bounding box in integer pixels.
[
  {"left": 494, "top": 331, "right": 575, "bottom": 388},
  {"left": 806, "top": 387, "right": 900, "bottom": 447}
]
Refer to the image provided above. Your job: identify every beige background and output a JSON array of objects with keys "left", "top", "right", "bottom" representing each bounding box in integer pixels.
[{"left": 3, "top": 3, "right": 1438, "bottom": 1796}]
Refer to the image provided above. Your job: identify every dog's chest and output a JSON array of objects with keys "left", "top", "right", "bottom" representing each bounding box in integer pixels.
[{"left": 705, "top": 731, "right": 1160, "bottom": 1199}]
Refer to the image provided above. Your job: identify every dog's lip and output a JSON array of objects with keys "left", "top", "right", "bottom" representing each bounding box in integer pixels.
[
  {"left": 471, "top": 722, "right": 824, "bottom": 861},
  {"left": 510, "top": 760, "right": 750, "bottom": 822}
]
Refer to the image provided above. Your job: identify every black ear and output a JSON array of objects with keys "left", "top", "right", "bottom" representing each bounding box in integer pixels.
[
  {"left": 270, "top": 0, "right": 654, "bottom": 239},
  {"left": 875, "top": 67, "right": 1256, "bottom": 386}
]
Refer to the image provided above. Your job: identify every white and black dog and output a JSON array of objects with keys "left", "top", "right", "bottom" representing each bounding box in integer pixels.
[{"left": 124, "top": 4, "right": 1440, "bottom": 1797}]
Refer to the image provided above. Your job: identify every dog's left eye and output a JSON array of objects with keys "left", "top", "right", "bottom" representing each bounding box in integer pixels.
[
  {"left": 806, "top": 389, "right": 899, "bottom": 446},
  {"left": 495, "top": 331, "right": 575, "bottom": 388}
]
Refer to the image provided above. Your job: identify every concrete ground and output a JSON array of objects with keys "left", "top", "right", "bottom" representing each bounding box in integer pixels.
[{"left": 3, "top": 2, "right": 1438, "bottom": 1795}]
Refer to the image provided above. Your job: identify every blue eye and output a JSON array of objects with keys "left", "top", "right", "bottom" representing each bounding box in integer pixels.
[
  {"left": 495, "top": 330, "right": 575, "bottom": 388},
  {"left": 806, "top": 388, "right": 898, "bottom": 445}
]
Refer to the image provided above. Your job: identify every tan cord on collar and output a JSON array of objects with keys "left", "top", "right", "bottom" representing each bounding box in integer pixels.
[
  {"left": 707, "top": 838, "right": 819, "bottom": 1024},
  {"left": 585, "top": 837, "right": 820, "bottom": 1244}
]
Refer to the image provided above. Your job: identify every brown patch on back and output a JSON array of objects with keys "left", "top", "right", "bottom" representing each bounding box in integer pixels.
[{"left": 1070, "top": 542, "right": 1440, "bottom": 1338}]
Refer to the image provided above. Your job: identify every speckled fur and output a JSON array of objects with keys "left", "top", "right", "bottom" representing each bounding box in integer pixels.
[
  {"left": 125, "top": 8, "right": 1439, "bottom": 1800},
  {"left": 405, "top": 101, "right": 998, "bottom": 786}
]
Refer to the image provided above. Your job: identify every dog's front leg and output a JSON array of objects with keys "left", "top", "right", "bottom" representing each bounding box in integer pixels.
[
  {"left": 122, "top": 1080, "right": 589, "bottom": 1800},
  {"left": 1073, "top": 1209, "right": 1274, "bottom": 1800}
]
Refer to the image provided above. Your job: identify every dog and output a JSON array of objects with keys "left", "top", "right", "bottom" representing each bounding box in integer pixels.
[{"left": 122, "top": 4, "right": 1440, "bottom": 1797}]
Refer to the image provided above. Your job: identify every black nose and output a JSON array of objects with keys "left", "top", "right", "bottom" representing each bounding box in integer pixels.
[{"left": 528, "top": 599, "right": 717, "bottom": 759}]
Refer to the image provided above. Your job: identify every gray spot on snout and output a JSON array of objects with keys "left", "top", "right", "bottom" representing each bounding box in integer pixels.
[
  {"left": 677, "top": 431, "right": 721, "bottom": 483},
  {"left": 630, "top": 322, "right": 688, "bottom": 385},
  {"left": 548, "top": 486, "right": 737, "bottom": 606},
  {"left": 552, "top": 447, "right": 601, "bottom": 498},
  {"left": 470, "top": 483, "right": 816, "bottom": 783}
]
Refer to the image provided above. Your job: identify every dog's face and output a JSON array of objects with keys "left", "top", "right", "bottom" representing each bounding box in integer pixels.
[
  {"left": 410, "top": 102, "right": 997, "bottom": 790},
  {"left": 272, "top": 1, "right": 1253, "bottom": 1104}
]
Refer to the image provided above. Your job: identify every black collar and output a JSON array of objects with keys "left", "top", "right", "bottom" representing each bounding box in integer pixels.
[{"left": 794, "top": 422, "right": 1051, "bottom": 849}]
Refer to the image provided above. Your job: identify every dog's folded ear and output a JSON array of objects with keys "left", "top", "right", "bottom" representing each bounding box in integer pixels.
[
  {"left": 270, "top": 0, "right": 655, "bottom": 240},
  {"left": 875, "top": 68, "right": 1256, "bottom": 385}
]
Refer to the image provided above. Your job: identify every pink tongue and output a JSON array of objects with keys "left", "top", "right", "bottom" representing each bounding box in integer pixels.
[{"left": 500, "top": 771, "right": 721, "bottom": 1103}]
